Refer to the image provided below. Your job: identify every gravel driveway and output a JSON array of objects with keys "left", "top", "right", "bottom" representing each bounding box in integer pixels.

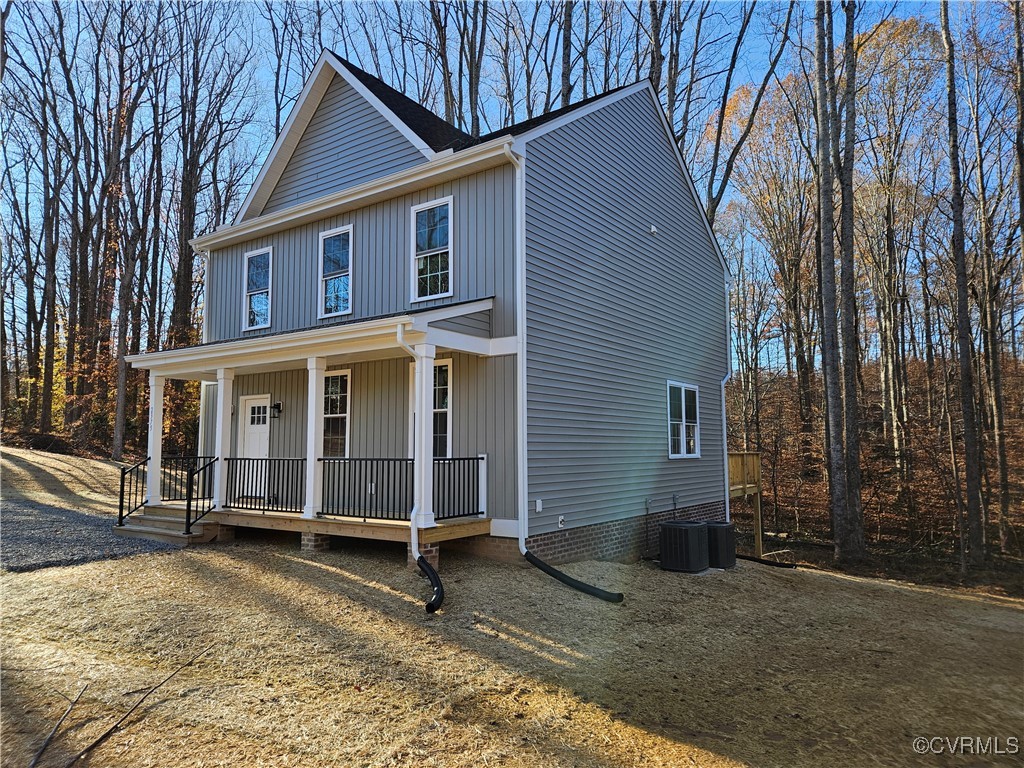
[{"left": 1, "top": 498, "right": 174, "bottom": 572}]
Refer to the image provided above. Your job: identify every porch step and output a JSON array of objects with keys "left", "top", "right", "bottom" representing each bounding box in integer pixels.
[{"left": 112, "top": 520, "right": 219, "bottom": 546}]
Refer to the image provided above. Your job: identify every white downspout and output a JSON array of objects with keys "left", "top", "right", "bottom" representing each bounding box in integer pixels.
[
  {"left": 722, "top": 274, "right": 733, "bottom": 523},
  {"left": 502, "top": 142, "right": 529, "bottom": 556},
  {"left": 396, "top": 325, "right": 423, "bottom": 560}
]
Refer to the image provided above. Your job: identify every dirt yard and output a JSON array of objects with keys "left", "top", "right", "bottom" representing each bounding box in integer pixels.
[{"left": 2, "top": 448, "right": 1022, "bottom": 767}]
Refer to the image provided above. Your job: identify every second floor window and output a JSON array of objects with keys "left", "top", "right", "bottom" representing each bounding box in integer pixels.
[
  {"left": 411, "top": 197, "right": 452, "bottom": 301},
  {"left": 320, "top": 226, "right": 352, "bottom": 317},
  {"left": 245, "top": 248, "right": 272, "bottom": 329}
]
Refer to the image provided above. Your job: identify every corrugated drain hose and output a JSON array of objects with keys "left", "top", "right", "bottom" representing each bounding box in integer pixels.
[
  {"left": 417, "top": 555, "right": 445, "bottom": 612},
  {"left": 524, "top": 550, "right": 624, "bottom": 603}
]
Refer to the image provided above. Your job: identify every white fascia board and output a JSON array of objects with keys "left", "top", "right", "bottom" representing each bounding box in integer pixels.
[
  {"left": 325, "top": 52, "right": 436, "bottom": 161},
  {"left": 235, "top": 53, "right": 336, "bottom": 224},
  {"left": 191, "top": 138, "right": 513, "bottom": 253}
]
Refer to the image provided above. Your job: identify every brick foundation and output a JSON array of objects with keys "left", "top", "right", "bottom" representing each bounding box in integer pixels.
[
  {"left": 408, "top": 541, "right": 439, "bottom": 571},
  {"left": 450, "top": 501, "right": 727, "bottom": 565},
  {"left": 300, "top": 532, "right": 331, "bottom": 552}
]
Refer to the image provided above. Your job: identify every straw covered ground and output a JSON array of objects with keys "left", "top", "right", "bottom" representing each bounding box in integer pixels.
[{"left": 2, "top": 447, "right": 1022, "bottom": 767}]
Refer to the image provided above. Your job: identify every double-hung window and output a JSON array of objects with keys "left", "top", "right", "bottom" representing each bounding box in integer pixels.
[
  {"left": 244, "top": 248, "right": 272, "bottom": 329},
  {"left": 319, "top": 226, "right": 352, "bottom": 317},
  {"left": 323, "top": 372, "right": 350, "bottom": 457},
  {"left": 411, "top": 197, "right": 452, "bottom": 301},
  {"left": 667, "top": 381, "right": 699, "bottom": 458}
]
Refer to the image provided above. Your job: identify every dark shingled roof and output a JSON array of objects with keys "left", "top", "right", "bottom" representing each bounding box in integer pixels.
[
  {"left": 330, "top": 52, "right": 475, "bottom": 152},
  {"left": 331, "top": 51, "right": 647, "bottom": 153}
]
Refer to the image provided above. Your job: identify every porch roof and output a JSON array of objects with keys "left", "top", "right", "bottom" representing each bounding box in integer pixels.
[{"left": 127, "top": 298, "right": 511, "bottom": 380}]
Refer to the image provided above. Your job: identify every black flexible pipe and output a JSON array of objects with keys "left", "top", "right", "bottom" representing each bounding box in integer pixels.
[
  {"left": 524, "top": 550, "right": 624, "bottom": 603},
  {"left": 737, "top": 554, "right": 797, "bottom": 569},
  {"left": 417, "top": 555, "right": 445, "bottom": 613}
]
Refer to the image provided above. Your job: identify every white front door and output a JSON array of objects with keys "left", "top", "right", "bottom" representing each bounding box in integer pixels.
[{"left": 239, "top": 395, "right": 270, "bottom": 497}]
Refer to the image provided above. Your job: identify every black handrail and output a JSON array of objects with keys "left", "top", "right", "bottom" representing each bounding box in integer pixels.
[
  {"left": 162, "top": 455, "right": 216, "bottom": 501},
  {"left": 118, "top": 457, "right": 149, "bottom": 526},
  {"left": 185, "top": 457, "right": 218, "bottom": 534},
  {"left": 319, "top": 457, "right": 484, "bottom": 521},
  {"left": 224, "top": 458, "right": 306, "bottom": 513},
  {"left": 320, "top": 458, "right": 414, "bottom": 520}
]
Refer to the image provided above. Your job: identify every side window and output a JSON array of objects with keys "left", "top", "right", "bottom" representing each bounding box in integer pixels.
[
  {"left": 320, "top": 226, "right": 352, "bottom": 317},
  {"left": 244, "top": 248, "right": 272, "bottom": 329},
  {"left": 323, "top": 373, "right": 350, "bottom": 457},
  {"left": 432, "top": 363, "right": 450, "bottom": 458},
  {"left": 667, "top": 381, "right": 699, "bottom": 458},
  {"left": 411, "top": 197, "right": 452, "bottom": 301}
]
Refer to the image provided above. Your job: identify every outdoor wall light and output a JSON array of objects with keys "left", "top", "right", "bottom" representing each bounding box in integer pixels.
[{"left": 271, "top": 401, "right": 283, "bottom": 419}]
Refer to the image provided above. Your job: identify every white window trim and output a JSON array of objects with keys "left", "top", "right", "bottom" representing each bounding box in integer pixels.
[
  {"left": 322, "top": 368, "right": 352, "bottom": 458},
  {"left": 407, "top": 358, "right": 453, "bottom": 459},
  {"left": 409, "top": 195, "right": 454, "bottom": 303},
  {"left": 243, "top": 246, "right": 273, "bottom": 331},
  {"left": 318, "top": 225, "right": 354, "bottom": 319},
  {"left": 667, "top": 380, "right": 700, "bottom": 459}
]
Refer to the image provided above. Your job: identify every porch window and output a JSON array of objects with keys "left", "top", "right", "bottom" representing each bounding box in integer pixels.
[
  {"left": 319, "top": 226, "right": 352, "bottom": 317},
  {"left": 433, "top": 363, "right": 450, "bottom": 458},
  {"left": 411, "top": 197, "right": 452, "bottom": 301},
  {"left": 323, "top": 373, "right": 350, "bottom": 457},
  {"left": 244, "top": 247, "right": 272, "bottom": 329},
  {"left": 667, "top": 381, "right": 699, "bottom": 458}
]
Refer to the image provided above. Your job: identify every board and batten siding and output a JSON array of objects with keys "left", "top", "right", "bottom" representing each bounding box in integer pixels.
[
  {"left": 523, "top": 89, "right": 729, "bottom": 536},
  {"left": 216, "top": 354, "right": 516, "bottom": 519},
  {"left": 205, "top": 165, "right": 516, "bottom": 342},
  {"left": 261, "top": 74, "right": 426, "bottom": 216}
]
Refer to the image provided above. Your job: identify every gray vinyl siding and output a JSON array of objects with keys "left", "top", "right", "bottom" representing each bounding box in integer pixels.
[
  {"left": 206, "top": 164, "right": 515, "bottom": 342},
  {"left": 432, "top": 310, "right": 492, "bottom": 338},
  {"left": 226, "top": 354, "right": 517, "bottom": 519},
  {"left": 523, "top": 89, "right": 729, "bottom": 536},
  {"left": 198, "top": 383, "right": 217, "bottom": 456},
  {"left": 262, "top": 74, "right": 426, "bottom": 215}
]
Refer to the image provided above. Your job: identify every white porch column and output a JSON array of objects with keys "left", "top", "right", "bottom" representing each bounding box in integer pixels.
[
  {"left": 146, "top": 374, "right": 165, "bottom": 504},
  {"left": 213, "top": 368, "right": 234, "bottom": 510},
  {"left": 304, "top": 357, "right": 326, "bottom": 519},
  {"left": 413, "top": 343, "right": 437, "bottom": 528}
]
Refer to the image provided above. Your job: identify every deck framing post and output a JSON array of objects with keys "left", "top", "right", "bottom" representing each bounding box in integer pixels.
[
  {"left": 213, "top": 368, "right": 234, "bottom": 510},
  {"left": 304, "top": 357, "right": 327, "bottom": 519},
  {"left": 413, "top": 343, "right": 436, "bottom": 528},
  {"left": 145, "top": 374, "right": 165, "bottom": 504}
]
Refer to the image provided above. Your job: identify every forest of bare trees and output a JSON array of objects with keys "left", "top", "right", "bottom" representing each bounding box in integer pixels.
[{"left": 2, "top": 1, "right": 1021, "bottom": 573}]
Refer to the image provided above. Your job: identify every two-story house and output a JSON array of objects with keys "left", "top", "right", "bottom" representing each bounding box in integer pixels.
[{"left": 119, "top": 51, "right": 731, "bottom": 603}]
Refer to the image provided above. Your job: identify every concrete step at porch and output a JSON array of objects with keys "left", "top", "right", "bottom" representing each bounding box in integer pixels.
[{"left": 112, "top": 519, "right": 219, "bottom": 546}]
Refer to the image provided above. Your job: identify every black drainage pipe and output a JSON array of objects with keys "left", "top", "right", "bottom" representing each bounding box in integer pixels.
[
  {"left": 737, "top": 554, "right": 798, "bottom": 569},
  {"left": 417, "top": 556, "right": 444, "bottom": 613},
  {"left": 524, "top": 550, "right": 624, "bottom": 603}
]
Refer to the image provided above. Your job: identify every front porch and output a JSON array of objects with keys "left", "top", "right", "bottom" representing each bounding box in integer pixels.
[{"left": 118, "top": 300, "right": 516, "bottom": 564}]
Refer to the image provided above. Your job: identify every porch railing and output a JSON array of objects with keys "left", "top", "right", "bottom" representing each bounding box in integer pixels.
[
  {"left": 185, "top": 457, "right": 217, "bottom": 534},
  {"left": 320, "top": 458, "right": 414, "bottom": 521},
  {"left": 319, "top": 456, "right": 486, "bottom": 521},
  {"left": 117, "top": 457, "right": 149, "bottom": 526},
  {"left": 224, "top": 458, "right": 306, "bottom": 513},
  {"left": 161, "top": 455, "right": 216, "bottom": 502}
]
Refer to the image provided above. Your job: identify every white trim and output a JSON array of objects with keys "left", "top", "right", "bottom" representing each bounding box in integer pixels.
[
  {"left": 192, "top": 139, "right": 511, "bottom": 252},
  {"left": 407, "top": 358, "right": 452, "bottom": 459},
  {"left": 321, "top": 368, "right": 352, "bottom": 458},
  {"left": 126, "top": 299, "right": 494, "bottom": 375},
  {"left": 490, "top": 518, "right": 519, "bottom": 538},
  {"left": 242, "top": 246, "right": 273, "bottom": 331},
  {"left": 197, "top": 382, "right": 212, "bottom": 455},
  {"left": 409, "top": 195, "right": 455, "bottom": 303},
  {"left": 667, "top": 381, "right": 701, "bottom": 459},
  {"left": 318, "top": 224, "right": 354, "bottom": 319},
  {"left": 326, "top": 52, "right": 437, "bottom": 160},
  {"left": 237, "top": 393, "right": 272, "bottom": 461}
]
